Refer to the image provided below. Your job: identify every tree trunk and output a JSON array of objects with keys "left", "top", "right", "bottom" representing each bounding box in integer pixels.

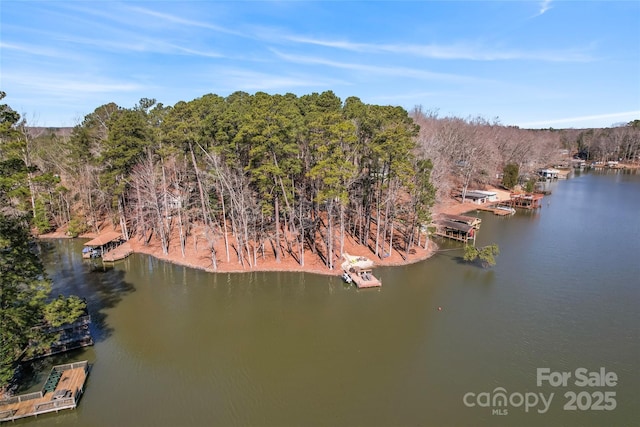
[
  {"left": 326, "top": 201, "right": 333, "bottom": 269},
  {"left": 219, "top": 185, "right": 230, "bottom": 262},
  {"left": 118, "top": 195, "right": 129, "bottom": 241},
  {"left": 274, "top": 194, "right": 281, "bottom": 263},
  {"left": 188, "top": 141, "right": 209, "bottom": 227},
  {"left": 339, "top": 202, "right": 345, "bottom": 258}
]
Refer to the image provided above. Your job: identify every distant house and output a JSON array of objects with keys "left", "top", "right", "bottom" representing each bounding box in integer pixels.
[
  {"left": 164, "top": 191, "right": 183, "bottom": 210},
  {"left": 606, "top": 161, "right": 620, "bottom": 168},
  {"left": 474, "top": 190, "right": 498, "bottom": 202},
  {"left": 464, "top": 190, "right": 498, "bottom": 205},
  {"left": 538, "top": 168, "right": 560, "bottom": 180}
]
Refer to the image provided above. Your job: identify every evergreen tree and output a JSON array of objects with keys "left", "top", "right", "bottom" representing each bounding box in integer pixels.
[
  {"left": 0, "top": 214, "right": 50, "bottom": 386},
  {"left": 0, "top": 214, "right": 87, "bottom": 389},
  {"left": 502, "top": 163, "right": 519, "bottom": 189}
]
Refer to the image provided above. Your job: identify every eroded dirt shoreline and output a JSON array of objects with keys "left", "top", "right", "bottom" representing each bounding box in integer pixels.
[{"left": 39, "top": 189, "right": 515, "bottom": 276}]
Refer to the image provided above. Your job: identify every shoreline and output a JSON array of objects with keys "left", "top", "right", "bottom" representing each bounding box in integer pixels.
[
  {"left": 37, "top": 182, "right": 536, "bottom": 275},
  {"left": 39, "top": 228, "right": 439, "bottom": 277}
]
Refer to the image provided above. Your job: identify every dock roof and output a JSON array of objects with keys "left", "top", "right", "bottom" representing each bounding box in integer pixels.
[
  {"left": 84, "top": 231, "right": 122, "bottom": 247},
  {"left": 437, "top": 219, "right": 474, "bottom": 233},
  {"left": 440, "top": 213, "right": 481, "bottom": 226}
]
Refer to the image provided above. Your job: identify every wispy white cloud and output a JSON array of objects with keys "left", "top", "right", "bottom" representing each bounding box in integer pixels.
[
  {"left": 538, "top": 0, "right": 553, "bottom": 16},
  {"left": 0, "top": 41, "right": 85, "bottom": 61},
  {"left": 271, "top": 50, "right": 484, "bottom": 84},
  {"left": 520, "top": 111, "right": 640, "bottom": 128},
  {"left": 4, "top": 72, "right": 146, "bottom": 96},
  {"left": 125, "top": 6, "right": 244, "bottom": 37},
  {"left": 52, "top": 33, "right": 224, "bottom": 59},
  {"left": 210, "top": 68, "right": 348, "bottom": 92},
  {"left": 284, "top": 35, "right": 593, "bottom": 63}
]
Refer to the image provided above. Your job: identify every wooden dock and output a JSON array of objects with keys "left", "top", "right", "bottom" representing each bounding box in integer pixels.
[
  {"left": 0, "top": 361, "right": 89, "bottom": 423},
  {"left": 102, "top": 241, "right": 133, "bottom": 262},
  {"left": 476, "top": 206, "right": 515, "bottom": 216},
  {"left": 349, "top": 271, "right": 382, "bottom": 288}
]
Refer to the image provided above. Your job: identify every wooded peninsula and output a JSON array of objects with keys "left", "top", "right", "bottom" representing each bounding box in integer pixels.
[{"left": 1, "top": 90, "right": 639, "bottom": 274}]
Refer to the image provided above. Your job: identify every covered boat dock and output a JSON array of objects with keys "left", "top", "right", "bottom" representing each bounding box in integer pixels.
[
  {"left": 82, "top": 231, "right": 126, "bottom": 260},
  {"left": 509, "top": 193, "right": 544, "bottom": 209},
  {"left": 434, "top": 213, "right": 481, "bottom": 243},
  {"left": 434, "top": 219, "right": 477, "bottom": 243}
]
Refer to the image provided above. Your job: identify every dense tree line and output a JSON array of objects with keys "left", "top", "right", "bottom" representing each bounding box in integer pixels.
[
  {"left": 411, "top": 108, "right": 640, "bottom": 201},
  {"left": 570, "top": 121, "right": 640, "bottom": 163},
  {"left": 0, "top": 214, "right": 87, "bottom": 390},
  {"left": 0, "top": 93, "right": 85, "bottom": 390},
  {"left": 2, "top": 91, "right": 639, "bottom": 272},
  {"left": 2, "top": 91, "right": 437, "bottom": 270}
]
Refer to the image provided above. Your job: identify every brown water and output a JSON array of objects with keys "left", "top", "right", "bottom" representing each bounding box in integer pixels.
[{"left": 16, "top": 170, "right": 640, "bottom": 426}]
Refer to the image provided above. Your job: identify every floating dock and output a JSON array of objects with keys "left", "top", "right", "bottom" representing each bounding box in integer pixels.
[
  {"left": 476, "top": 205, "right": 515, "bottom": 216},
  {"left": 0, "top": 361, "right": 89, "bottom": 423},
  {"left": 341, "top": 254, "right": 381, "bottom": 288}
]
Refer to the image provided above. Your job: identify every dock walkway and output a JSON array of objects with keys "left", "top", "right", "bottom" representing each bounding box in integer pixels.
[
  {"left": 103, "top": 241, "right": 133, "bottom": 262},
  {"left": 0, "top": 361, "right": 89, "bottom": 423},
  {"left": 476, "top": 206, "right": 515, "bottom": 216}
]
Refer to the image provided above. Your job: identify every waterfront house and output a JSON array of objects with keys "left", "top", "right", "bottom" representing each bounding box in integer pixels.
[{"left": 465, "top": 190, "right": 498, "bottom": 204}]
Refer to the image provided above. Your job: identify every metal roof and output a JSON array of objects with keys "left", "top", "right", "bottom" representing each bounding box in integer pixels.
[
  {"left": 437, "top": 219, "right": 474, "bottom": 233},
  {"left": 83, "top": 231, "right": 122, "bottom": 247}
]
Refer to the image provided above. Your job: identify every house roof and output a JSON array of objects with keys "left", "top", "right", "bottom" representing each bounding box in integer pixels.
[
  {"left": 465, "top": 191, "right": 491, "bottom": 199},
  {"left": 84, "top": 231, "right": 122, "bottom": 247},
  {"left": 472, "top": 190, "right": 497, "bottom": 196}
]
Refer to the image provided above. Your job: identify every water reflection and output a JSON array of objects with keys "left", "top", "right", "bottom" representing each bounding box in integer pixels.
[{"left": 19, "top": 171, "right": 640, "bottom": 426}]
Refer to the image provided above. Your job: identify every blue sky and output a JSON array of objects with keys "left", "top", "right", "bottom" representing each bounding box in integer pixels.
[{"left": 2, "top": 1, "right": 639, "bottom": 129}]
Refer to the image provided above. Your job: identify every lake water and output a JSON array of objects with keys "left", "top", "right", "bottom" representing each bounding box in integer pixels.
[{"left": 16, "top": 170, "right": 640, "bottom": 426}]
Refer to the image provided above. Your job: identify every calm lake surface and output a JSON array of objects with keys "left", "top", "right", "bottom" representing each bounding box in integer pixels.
[{"left": 18, "top": 170, "right": 640, "bottom": 427}]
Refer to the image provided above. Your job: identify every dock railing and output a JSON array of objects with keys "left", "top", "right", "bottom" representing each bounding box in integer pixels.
[
  {"left": 0, "top": 408, "right": 17, "bottom": 420},
  {"left": 0, "top": 391, "right": 43, "bottom": 406},
  {"left": 34, "top": 397, "right": 76, "bottom": 413},
  {"left": 53, "top": 360, "right": 89, "bottom": 374}
]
